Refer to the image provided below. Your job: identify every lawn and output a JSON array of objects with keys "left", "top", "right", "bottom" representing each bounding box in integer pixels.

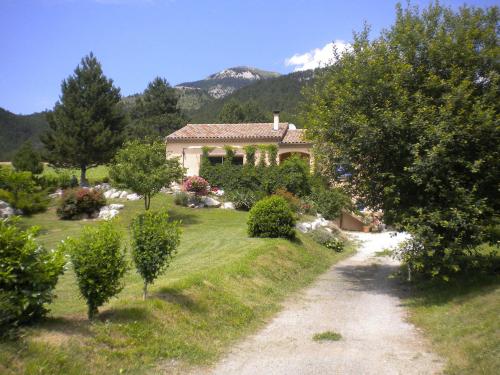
[
  {"left": 0, "top": 194, "right": 353, "bottom": 374},
  {"left": 405, "top": 248, "right": 499, "bottom": 375}
]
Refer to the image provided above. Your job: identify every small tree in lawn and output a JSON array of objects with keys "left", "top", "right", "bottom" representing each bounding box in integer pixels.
[
  {"left": 110, "top": 140, "right": 185, "bottom": 210},
  {"left": 130, "top": 210, "right": 181, "bottom": 300},
  {"left": 60, "top": 221, "right": 127, "bottom": 320},
  {"left": 12, "top": 141, "right": 44, "bottom": 174}
]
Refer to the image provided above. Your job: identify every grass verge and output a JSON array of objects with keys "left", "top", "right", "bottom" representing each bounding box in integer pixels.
[
  {"left": 312, "top": 331, "right": 342, "bottom": 342},
  {"left": 405, "top": 251, "right": 499, "bottom": 375},
  {"left": 0, "top": 194, "right": 354, "bottom": 374}
]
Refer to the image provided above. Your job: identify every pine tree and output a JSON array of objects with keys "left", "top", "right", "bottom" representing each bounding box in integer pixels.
[
  {"left": 12, "top": 141, "right": 44, "bottom": 174},
  {"left": 42, "top": 53, "right": 126, "bottom": 185}
]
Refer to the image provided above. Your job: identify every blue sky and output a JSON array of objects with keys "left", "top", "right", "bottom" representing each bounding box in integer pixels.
[{"left": 0, "top": 0, "right": 497, "bottom": 114}]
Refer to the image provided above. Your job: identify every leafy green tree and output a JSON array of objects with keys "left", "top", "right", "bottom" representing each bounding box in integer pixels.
[
  {"left": 42, "top": 53, "right": 126, "bottom": 186},
  {"left": 12, "top": 141, "right": 43, "bottom": 174},
  {"left": 61, "top": 221, "right": 127, "bottom": 320},
  {"left": 1, "top": 218, "right": 65, "bottom": 334},
  {"left": 243, "top": 145, "right": 257, "bottom": 166},
  {"left": 278, "top": 155, "right": 311, "bottom": 197},
  {"left": 303, "top": 3, "right": 500, "bottom": 278},
  {"left": 127, "top": 77, "right": 185, "bottom": 140},
  {"left": 0, "top": 169, "right": 49, "bottom": 214},
  {"left": 130, "top": 211, "right": 181, "bottom": 300},
  {"left": 110, "top": 140, "right": 184, "bottom": 210}
]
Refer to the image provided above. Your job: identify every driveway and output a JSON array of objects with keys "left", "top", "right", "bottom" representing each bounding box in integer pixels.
[{"left": 199, "top": 231, "right": 443, "bottom": 375}]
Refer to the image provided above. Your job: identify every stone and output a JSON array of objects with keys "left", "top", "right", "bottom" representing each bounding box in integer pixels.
[
  {"left": 49, "top": 189, "right": 63, "bottom": 199},
  {"left": 98, "top": 207, "right": 119, "bottom": 220},
  {"left": 0, "top": 200, "right": 15, "bottom": 218},
  {"left": 109, "top": 203, "right": 125, "bottom": 210},
  {"left": 297, "top": 222, "right": 312, "bottom": 233},
  {"left": 119, "top": 191, "right": 129, "bottom": 199},
  {"left": 110, "top": 191, "right": 121, "bottom": 199},
  {"left": 214, "top": 189, "right": 225, "bottom": 197},
  {"left": 221, "top": 202, "right": 235, "bottom": 209},
  {"left": 126, "top": 193, "right": 141, "bottom": 201},
  {"left": 203, "top": 197, "right": 221, "bottom": 208},
  {"left": 0, "top": 200, "right": 10, "bottom": 209},
  {"left": 89, "top": 211, "right": 100, "bottom": 219}
]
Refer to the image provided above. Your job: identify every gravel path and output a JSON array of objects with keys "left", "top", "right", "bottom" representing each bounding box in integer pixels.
[{"left": 199, "top": 232, "right": 444, "bottom": 375}]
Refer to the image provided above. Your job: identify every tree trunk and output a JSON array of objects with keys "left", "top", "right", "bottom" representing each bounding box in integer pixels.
[
  {"left": 143, "top": 282, "right": 148, "bottom": 300},
  {"left": 80, "top": 164, "right": 89, "bottom": 187},
  {"left": 144, "top": 194, "right": 151, "bottom": 210},
  {"left": 88, "top": 304, "right": 98, "bottom": 320}
]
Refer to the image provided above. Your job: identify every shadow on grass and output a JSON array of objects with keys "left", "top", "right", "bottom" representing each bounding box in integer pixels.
[
  {"left": 37, "top": 316, "right": 93, "bottom": 337},
  {"left": 98, "top": 307, "right": 152, "bottom": 323},
  {"left": 154, "top": 287, "right": 206, "bottom": 313},
  {"left": 167, "top": 209, "right": 200, "bottom": 226}
]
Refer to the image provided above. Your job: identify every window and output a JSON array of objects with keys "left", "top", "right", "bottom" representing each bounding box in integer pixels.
[{"left": 208, "top": 156, "right": 223, "bottom": 165}]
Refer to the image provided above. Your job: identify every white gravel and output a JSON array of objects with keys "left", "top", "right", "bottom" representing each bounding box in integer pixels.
[{"left": 193, "top": 231, "right": 443, "bottom": 375}]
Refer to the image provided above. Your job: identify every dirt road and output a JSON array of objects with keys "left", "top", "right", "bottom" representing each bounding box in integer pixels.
[{"left": 201, "top": 232, "right": 443, "bottom": 375}]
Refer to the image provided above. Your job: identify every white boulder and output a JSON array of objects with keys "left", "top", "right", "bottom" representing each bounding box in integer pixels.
[
  {"left": 214, "top": 189, "right": 225, "bottom": 197},
  {"left": 119, "top": 191, "right": 128, "bottom": 199},
  {"left": 203, "top": 197, "right": 221, "bottom": 208},
  {"left": 297, "top": 222, "right": 312, "bottom": 233},
  {"left": 110, "top": 191, "right": 121, "bottom": 199},
  {"left": 221, "top": 202, "right": 235, "bottom": 209},
  {"left": 98, "top": 207, "right": 119, "bottom": 220},
  {"left": 0, "top": 200, "right": 15, "bottom": 218},
  {"left": 109, "top": 203, "right": 124, "bottom": 210},
  {"left": 126, "top": 193, "right": 141, "bottom": 201}
]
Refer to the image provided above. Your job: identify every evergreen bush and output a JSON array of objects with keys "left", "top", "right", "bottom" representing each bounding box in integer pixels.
[{"left": 247, "top": 196, "right": 296, "bottom": 238}]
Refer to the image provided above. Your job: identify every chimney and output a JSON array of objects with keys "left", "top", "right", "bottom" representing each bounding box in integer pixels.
[{"left": 273, "top": 111, "right": 280, "bottom": 131}]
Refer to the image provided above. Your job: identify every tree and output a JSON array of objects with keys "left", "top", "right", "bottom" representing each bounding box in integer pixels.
[
  {"left": 303, "top": 3, "right": 499, "bottom": 278},
  {"left": 110, "top": 140, "right": 185, "bottom": 210},
  {"left": 42, "top": 53, "right": 126, "bottom": 186},
  {"left": 218, "top": 100, "right": 267, "bottom": 123},
  {"left": 127, "top": 77, "right": 185, "bottom": 140},
  {"left": 130, "top": 211, "right": 181, "bottom": 300},
  {"left": 12, "top": 141, "right": 43, "bottom": 174},
  {"left": 61, "top": 221, "right": 127, "bottom": 320}
]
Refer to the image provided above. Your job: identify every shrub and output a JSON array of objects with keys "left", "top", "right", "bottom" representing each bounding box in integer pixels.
[
  {"left": 0, "top": 169, "right": 49, "bottom": 215},
  {"left": 173, "top": 191, "right": 189, "bottom": 206},
  {"left": 130, "top": 211, "right": 181, "bottom": 299},
  {"left": 12, "top": 141, "right": 44, "bottom": 175},
  {"left": 308, "top": 228, "right": 344, "bottom": 252},
  {"left": 183, "top": 176, "right": 209, "bottom": 196},
  {"left": 226, "top": 189, "right": 265, "bottom": 211},
  {"left": 278, "top": 155, "right": 311, "bottom": 196},
  {"left": 0, "top": 218, "right": 65, "bottom": 335},
  {"left": 60, "top": 221, "right": 127, "bottom": 320},
  {"left": 57, "top": 188, "right": 106, "bottom": 219},
  {"left": 248, "top": 196, "right": 296, "bottom": 238},
  {"left": 243, "top": 145, "right": 257, "bottom": 166},
  {"left": 312, "top": 187, "right": 351, "bottom": 220},
  {"left": 274, "top": 188, "right": 303, "bottom": 212}
]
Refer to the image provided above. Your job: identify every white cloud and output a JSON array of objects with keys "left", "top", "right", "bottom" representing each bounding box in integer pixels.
[{"left": 285, "top": 40, "right": 350, "bottom": 71}]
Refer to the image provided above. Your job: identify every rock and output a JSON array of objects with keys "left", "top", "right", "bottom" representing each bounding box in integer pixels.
[
  {"left": 0, "top": 200, "right": 10, "bottom": 209},
  {"left": 126, "top": 193, "right": 141, "bottom": 201},
  {"left": 109, "top": 203, "right": 124, "bottom": 210},
  {"left": 203, "top": 197, "right": 221, "bottom": 208},
  {"left": 297, "top": 222, "right": 312, "bottom": 233},
  {"left": 221, "top": 202, "right": 235, "bottom": 209},
  {"left": 98, "top": 207, "right": 119, "bottom": 220},
  {"left": 119, "top": 191, "right": 128, "bottom": 199},
  {"left": 49, "top": 189, "right": 63, "bottom": 199},
  {"left": 214, "top": 189, "right": 225, "bottom": 197},
  {"left": 95, "top": 183, "right": 111, "bottom": 191},
  {"left": 89, "top": 211, "right": 100, "bottom": 219},
  {"left": 110, "top": 191, "right": 121, "bottom": 199},
  {"left": 170, "top": 182, "right": 182, "bottom": 192},
  {"left": 0, "top": 200, "right": 15, "bottom": 218}
]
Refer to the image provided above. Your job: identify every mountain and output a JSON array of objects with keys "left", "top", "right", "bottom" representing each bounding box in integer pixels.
[
  {"left": 189, "top": 69, "right": 315, "bottom": 126},
  {"left": 0, "top": 108, "right": 49, "bottom": 161},
  {"left": 177, "top": 66, "right": 281, "bottom": 99}
]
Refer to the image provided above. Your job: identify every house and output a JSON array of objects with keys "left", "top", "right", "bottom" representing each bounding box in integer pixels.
[{"left": 165, "top": 112, "right": 312, "bottom": 176}]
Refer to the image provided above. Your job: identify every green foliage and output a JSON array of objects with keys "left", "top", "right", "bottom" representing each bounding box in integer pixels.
[
  {"left": 61, "top": 221, "right": 127, "bottom": 319},
  {"left": 218, "top": 100, "right": 267, "bottom": 123},
  {"left": 274, "top": 188, "right": 302, "bottom": 213},
  {"left": 303, "top": 3, "right": 500, "bottom": 278},
  {"left": 257, "top": 144, "right": 267, "bottom": 168},
  {"left": 225, "top": 189, "right": 266, "bottom": 211},
  {"left": 110, "top": 139, "right": 184, "bottom": 210},
  {"left": 311, "top": 187, "right": 350, "bottom": 220},
  {"left": 173, "top": 191, "right": 189, "bottom": 206},
  {"left": 308, "top": 228, "right": 344, "bottom": 253},
  {"left": 247, "top": 196, "right": 296, "bottom": 238},
  {"left": 243, "top": 145, "right": 257, "bottom": 165},
  {"left": 0, "top": 218, "right": 64, "bottom": 335},
  {"left": 0, "top": 167, "right": 49, "bottom": 214},
  {"left": 11, "top": 141, "right": 44, "bottom": 174},
  {"left": 130, "top": 210, "right": 181, "bottom": 299},
  {"left": 127, "top": 77, "right": 185, "bottom": 140},
  {"left": 313, "top": 331, "right": 342, "bottom": 341},
  {"left": 183, "top": 176, "right": 209, "bottom": 196},
  {"left": 278, "top": 155, "right": 311, "bottom": 197},
  {"left": 56, "top": 188, "right": 106, "bottom": 220},
  {"left": 42, "top": 53, "right": 126, "bottom": 185},
  {"left": 266, "top": 144, "right": 278, "bottom": 166}
]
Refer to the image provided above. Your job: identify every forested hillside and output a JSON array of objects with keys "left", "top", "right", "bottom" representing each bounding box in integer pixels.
[
  {"left": 0, "top": 108, "right": 48, "bottom": 161},
  {"left": 189, "top": 70, "right": 315, "bottom": 126}
]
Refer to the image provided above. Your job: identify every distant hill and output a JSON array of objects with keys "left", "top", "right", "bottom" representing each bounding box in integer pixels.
[
  {"left": 189, "top": 70, "right": 315, "bottom": 126},
  {"left": 0, "top": 108, "right": 49, "bottom": 161}
]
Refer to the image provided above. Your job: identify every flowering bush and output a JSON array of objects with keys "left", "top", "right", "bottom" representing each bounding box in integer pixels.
[
  {"left": 57, "top": 188, "right": 106, "bottom": 219},
  {"left": 183, "top": 176, "right": 209, "bottom": 196}
]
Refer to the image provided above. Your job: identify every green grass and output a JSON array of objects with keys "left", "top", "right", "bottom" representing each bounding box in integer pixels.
[
  {"left": 374, "top": 248, "right": 393, "bottom": 257},
  {"left": 0, "top": 194, "right": 354, "bottom": 374},
  {"left": 405, "top": 255, "right": 499, "bottom": 375},
  {"left": 312, "top": 331, "right": 342, "bottom": 342},
  {"left": 42, "top": 164, "right": 109, "bottom": 184}
]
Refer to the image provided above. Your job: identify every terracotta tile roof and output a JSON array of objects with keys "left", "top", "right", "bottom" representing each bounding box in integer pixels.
[
  {"left": 281, "top": 129, "right": 310, "bottom": 144},
  {"left": 166, "top": 123, "right": 289, "bottom": 142}
]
